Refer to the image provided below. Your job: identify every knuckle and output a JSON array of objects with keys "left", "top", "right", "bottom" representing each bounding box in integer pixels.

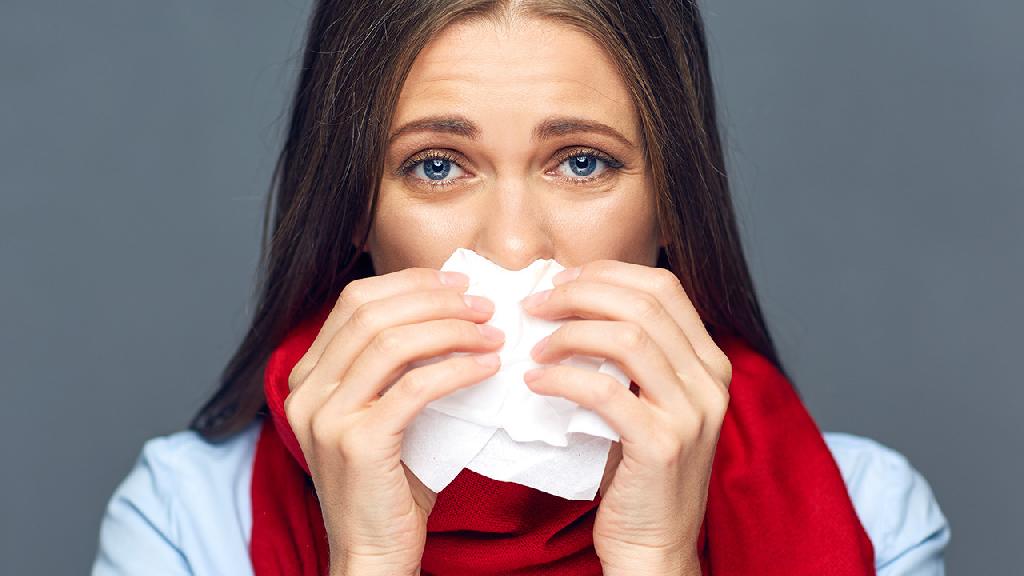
[
  {"left": 629, "top": 293, "right": 661, "bottom": 321},
  {"left": 340, "top": 279, "right": 371, "bottom": 310},
  {"left": 433, "top": 289, "right": 460, "bottom": 310},
  {"left": 561, "top": 280, "right": 582, "bottom": 299},
  {"left": 287, "top": 361, "right": 308, "bottom": 391},
  {"left": 337, "top": 435, "right": 369, "bottom": 463},
  {"left": 447, "top": 318, "right": 481, "bottom": 342},
  {"left": 706, "top": 371, "right": 731, "bottom": 415},
  {"left": 397, "top": 369, "right": 430, "bottom": 399},
  {"left": 652, "top": 268, "right": 683, "bottom": 295},
  {"left": 591, "top": 376, "right": 622, "bottom": 405},
  {"left": 613, "top": 322, "right": 647, "bottom": 352},
  {"left": 555, "top": 282, "right": 581, "bottom": 308},
  {"left": 671, "top": 402, "right": 705, "bottom": 439},
  {"left": 308, "top": 411, "right": 337, "bottom": 447},
  {"left": 283, "top": 392, "right": 304, "bottom": 426},
  {"left": 648, "top": 431, "right": 683, "bottom": 466},
  {"left": 717, "top": 354, "right": 733, "bottom": 387},
  {"left": 310, "top": 412, "right": 364, "bottom": 461},
  {"left": 709, "top": 388, "right": 730, "bottom": 420},
  {"left": 349, "top": 302, "right": 380, "bottom": 335},
  {"left": 426, "top": 318, "right": 470, "bottom": 344},
  {"left": 371, "top": 326, "right": 404, "bottom": 355}
]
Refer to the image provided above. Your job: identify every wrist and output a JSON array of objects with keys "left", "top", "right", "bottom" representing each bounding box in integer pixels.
[
  {"left": 599, "top": 547, "right": 701, "bottom": 576},
  {"left": 330, "top": 555, "right": 420, "bottom": 576},
  {"left": 330, "top": 564, "right": 419, "bottom": 576}
]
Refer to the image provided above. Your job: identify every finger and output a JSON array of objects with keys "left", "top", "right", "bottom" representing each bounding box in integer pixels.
[
  {"left": 531, "top": 319, "right": 688, "bottom": 410},
  {"left": 287, "top": 289, "right": 492, "bottom": 424},
  {"left": 553, "top": 260, "right": 731, "bottom": 387},
  {"left": 522, "top": 279, "right": 703, "bottom": 387},
  {"left": 324, "top": 317, "right": 505, "bottom": 414},
  {"left": 370, "top": 352, "right": 502, "bottom": 437},
  {"left": 523, "top": 278, "right": 728, "bottom": 411},
  {"left": 290, "top": 267, "right": 471, "bottom": 390},
  {"left": 301, "top": 287, "right": 494, "bottom": 397},
  {"left": 522, "top": 364, "right": 653, "bottom": 445}
]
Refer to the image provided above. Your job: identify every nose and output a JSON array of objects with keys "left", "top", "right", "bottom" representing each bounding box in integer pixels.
[{"left": 471, "top": 179, "right": 553, "bottom": 271}]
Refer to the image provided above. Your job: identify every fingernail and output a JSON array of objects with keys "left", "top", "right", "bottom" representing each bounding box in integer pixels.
[
  {"left": 478, "top": 323, "right": 505, "bottom": 341},
  {"left": 474, "top": 352, "right": 500, "bottom": 367},
  {"left": 440, "top": 271, "right": 469, "bottom": 287},
  {"left": 531, "top": 335, "right": 550, "bottom": 357},
  {"left": 520, "top": 289, "right": 551, "bottom": 309},
  {"left": 463, "top": 294, "right": 494, "bottom": 313},
  {"left": 552, "top": 267, "right": 581, "bottom": 285}
]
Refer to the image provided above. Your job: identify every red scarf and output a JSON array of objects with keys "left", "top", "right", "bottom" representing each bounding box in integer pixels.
[{"left": 250, "top": 303, "right": 875, "bottom": 575}]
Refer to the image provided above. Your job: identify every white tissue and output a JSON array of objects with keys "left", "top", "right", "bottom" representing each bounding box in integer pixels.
[{"left": 398, "top": 247, "right": 631, "bottom": 500}]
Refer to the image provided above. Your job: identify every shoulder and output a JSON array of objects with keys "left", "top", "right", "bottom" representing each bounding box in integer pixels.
[
  {"left": 91, "top": 418, "right": 262, "bottom": 576},
  {"left": 823, "top": 431, "right": 951, "bottom": 575}
]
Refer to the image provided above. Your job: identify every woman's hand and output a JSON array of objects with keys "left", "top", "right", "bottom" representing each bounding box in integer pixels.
[
  {"left": 520, "top": 260, "right": 732, "bottom": 576},
  {"left": 283, "top": 268, "right": 505, "bottom": 576}
]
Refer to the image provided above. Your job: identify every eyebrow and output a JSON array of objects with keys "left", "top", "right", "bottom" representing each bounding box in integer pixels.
[{"left": 387, "top": 114, "right": 637, "bottom": 148}]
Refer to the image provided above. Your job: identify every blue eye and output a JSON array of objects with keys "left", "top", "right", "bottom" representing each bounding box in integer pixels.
[
  {"left": 553, "top": 149, "right": 624, "bottom": 183},
  {"left": 561, "top": 154, "right": 602, "bottom": 178},
  {"left": 405, "top": 153, "right": 466, "bottom": 186},
  {"left": 423, "top": 158, "right": 451, "bottom": 179}
]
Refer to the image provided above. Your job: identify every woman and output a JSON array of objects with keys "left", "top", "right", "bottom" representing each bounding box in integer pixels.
[{"left": 92, "top": 1, "right": 950, "bottom": 575}]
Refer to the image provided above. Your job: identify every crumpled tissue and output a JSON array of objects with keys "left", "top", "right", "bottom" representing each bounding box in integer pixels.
[{"left": 398, "top": 247, "right": 631, "bottom": 500}]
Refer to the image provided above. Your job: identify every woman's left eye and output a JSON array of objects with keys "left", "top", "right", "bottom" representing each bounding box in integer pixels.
[{"left": 553, "top": 151, "right": 622, "bottom": 181}]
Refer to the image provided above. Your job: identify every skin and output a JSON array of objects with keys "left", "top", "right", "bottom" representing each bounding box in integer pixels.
[
  {"left": 286, "top": 14, "right": 731, "bottom": 576},
  {"left": 367, "top": 16, "right": 661, "bottom": 273}
]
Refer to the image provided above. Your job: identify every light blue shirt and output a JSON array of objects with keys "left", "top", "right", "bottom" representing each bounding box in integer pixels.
[{"left": 90, "top": 417, "right": 950, "bottom": 575}]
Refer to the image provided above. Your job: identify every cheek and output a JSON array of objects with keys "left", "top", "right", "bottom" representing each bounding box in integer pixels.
[
  {"left": 368, "top": 186, "right": 474, "bottom": 272},
  {"left": 549, "top": 182, "right": 659, "bottom": 263}
]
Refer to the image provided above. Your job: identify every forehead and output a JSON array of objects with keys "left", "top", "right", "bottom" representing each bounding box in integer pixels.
[{"left": 394, "top": 17, "right": 637, "bottom": 139}]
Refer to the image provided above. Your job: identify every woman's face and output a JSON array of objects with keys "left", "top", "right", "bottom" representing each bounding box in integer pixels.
[{"left": 366, "top": 16, "right": 662, "bottom": 274}]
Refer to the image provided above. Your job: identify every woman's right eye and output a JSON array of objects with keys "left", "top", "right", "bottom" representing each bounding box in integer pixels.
[{"left": 400, "top": 152, "right": 467, "bottom": 188}]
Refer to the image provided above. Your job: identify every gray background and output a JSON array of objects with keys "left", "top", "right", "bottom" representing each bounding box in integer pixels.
[{"left": 1, "top": 1, "right": 1019, "bottom": 573}]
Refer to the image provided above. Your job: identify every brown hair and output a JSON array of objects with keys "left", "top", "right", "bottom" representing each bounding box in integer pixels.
[{"left": 190, "top": 0, "right": 793, "bottom": 441}]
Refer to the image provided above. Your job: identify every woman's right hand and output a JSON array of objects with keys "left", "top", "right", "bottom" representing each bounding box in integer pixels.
[{"left": 283, "top": 267, "right": 505, "bottom": 576}]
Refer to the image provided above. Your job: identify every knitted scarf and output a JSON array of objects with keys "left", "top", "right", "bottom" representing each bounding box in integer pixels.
[{"left": 250, "top": 303, "right": 875, "bottom": 575}]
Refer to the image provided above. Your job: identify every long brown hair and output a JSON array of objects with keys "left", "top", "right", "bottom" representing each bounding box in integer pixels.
[{"left": 190, "top": 0, "right": 793, "bottom": 441}]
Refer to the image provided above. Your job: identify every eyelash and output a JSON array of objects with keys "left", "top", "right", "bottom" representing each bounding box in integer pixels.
[{"left": 396, "top": 146, "right": 625, "bottom": 189}]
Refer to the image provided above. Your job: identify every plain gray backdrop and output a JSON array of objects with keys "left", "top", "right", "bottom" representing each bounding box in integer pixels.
[{"left": 2, "top": 1, "right": 1020, "bottom": 574}]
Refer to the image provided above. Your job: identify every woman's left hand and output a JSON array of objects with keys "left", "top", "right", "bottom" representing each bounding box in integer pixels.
[{"left": 520, "top": 260, "right": 733, "bottom": 576}]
